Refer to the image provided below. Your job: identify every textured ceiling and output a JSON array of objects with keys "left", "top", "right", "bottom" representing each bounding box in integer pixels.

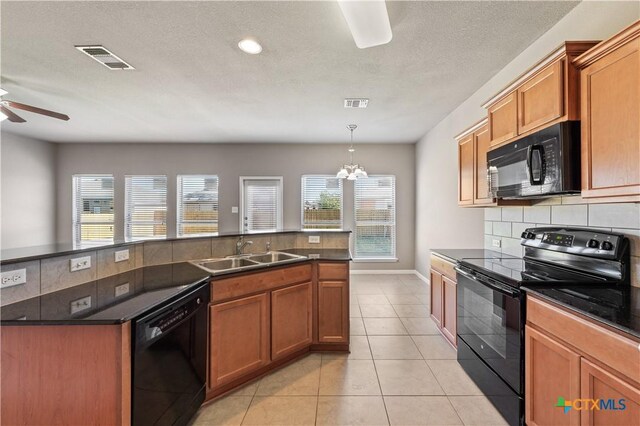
[{"left": 0, "top": 1, "right": 579, "bottom": 144}]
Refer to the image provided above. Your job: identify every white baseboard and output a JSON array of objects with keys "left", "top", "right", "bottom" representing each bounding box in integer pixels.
[
  {"left": 350, "top": 269, "right": 430, "bottom": 284},
  {"left": 414, "top": 270, "right": 429, "bottom": 283}
]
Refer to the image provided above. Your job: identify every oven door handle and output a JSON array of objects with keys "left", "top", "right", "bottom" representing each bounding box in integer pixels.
[{"left": 455, "top": 266, "right": 520, "bottom": 298}]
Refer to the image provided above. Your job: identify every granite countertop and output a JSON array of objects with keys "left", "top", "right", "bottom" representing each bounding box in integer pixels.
[
  {"left": 0, "top": 262, "right": 210, "bottom": 325},
  {"left": 522, "top": 285, "right": 640, "bottom": 340},
  {"left": 431, "top": 249, "right": 507, "bottom": 263}
]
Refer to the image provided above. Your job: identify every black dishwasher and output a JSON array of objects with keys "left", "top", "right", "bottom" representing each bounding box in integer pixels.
[{"left": 132, "top": 282, "right": 209, "bottom": 426}]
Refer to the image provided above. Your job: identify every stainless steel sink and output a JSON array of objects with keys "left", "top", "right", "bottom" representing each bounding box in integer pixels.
[
  {"left": 200, "top": 258, "right": 259, "bottom": 270},
  {"left": 191, "top": 251, "right": 306, "bottom": 275},
  {"left": 248, "top": 252, "right": 302, "bottom": 263}
]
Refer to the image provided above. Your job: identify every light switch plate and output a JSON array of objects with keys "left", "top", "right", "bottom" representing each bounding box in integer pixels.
[
  {"left": 114, "top": 282, "right": 130, "bottom": 298},
  {"left": 70, "top": 296, "right": 92, "bottom": 315},
  {"left": 70, "top": 256, "right": 91, "bottom": 272},
  {"left": 308, "top": 235, "right": 321, "bottom": 244},
  {"left": 115, "top": 249, "right": 130, "bottom": 263},
  {"left": 492, "top": 239, "right": 502, "bottom": 248},
  {"left": 1, "top": 268, "right": 26, "bottom": 288},
  {"left": 231, "top": 206, "right": 239, "bottom": 213}
]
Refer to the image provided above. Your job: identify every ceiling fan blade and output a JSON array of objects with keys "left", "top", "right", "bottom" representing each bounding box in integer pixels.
[
  {"left": 0, "top": 105, "right": 26, "bottom": 123},
  {"left": 3, "top": 101, "right": 69, "bottom": 121}
]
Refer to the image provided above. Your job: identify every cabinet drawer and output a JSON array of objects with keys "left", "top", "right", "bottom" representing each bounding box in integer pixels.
[
  {"left": 212, "top": 264, "right": 312, "bottom": 303},
  {"left": 318, "top": 262, "right": 348, "bottom": 281},
  {"left": 527, "top": 296, "right": 640, "bottom": 384},
  {"left": 430, "top": 254, "right": 456, "bottom": 280}
]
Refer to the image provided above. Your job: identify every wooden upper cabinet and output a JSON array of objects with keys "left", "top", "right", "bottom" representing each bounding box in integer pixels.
[
  {"left": 271, "top": 282, "right": 313, "bottom": 360},
  {"left": 575, "top": 21, "right": 640, "bottom": 201},
  {"left": 473, "top": 124, "right": 494, "bottom": 205},
  {"left": 580, "top": 358, "right": 640, "bottom": 426},
  {"left": 458, "top": 133, "right": 475, "bottom": 205},
  {"left": 518, "top": 60, "right": 564, "bottom": 134},
  {"left": 488, "top": 91, "right": 518, "bottom": 147}
]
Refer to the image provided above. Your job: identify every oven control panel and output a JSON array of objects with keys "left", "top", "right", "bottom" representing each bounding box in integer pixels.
[{"left": 520, "top": 227, "right": 626, "bottom": 260}]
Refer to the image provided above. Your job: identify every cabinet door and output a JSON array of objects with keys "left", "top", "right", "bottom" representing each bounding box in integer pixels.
[
  {"left": 272, "top": 282, "right": 313, "bottom": 359},
  {"left": 318, "top": 281, "right": 349, "bottom": 343},
  {"left": 581, "top": 39, "right": 640, "bottom": 199},
  {"left": 517, "top": 60, "right": 564, "bottom": 134},
  {"left": 429, "top": 269, "right": 443, "bottom": 328},
  {"left": 458, "top": 134, "right": 474, "bottom": 206},
  {"left": 488, "top": 91, "right": 518, "bottom": 147},
  {"left": 473, "top": 124, "right": 495, "bottom": 205},
  {"left": 525, "top": 325, "right": 580, "bottom": 426},
  {"left": 209, "top": 293, "right": 270, "bottom": 388},
  {"left": 580, "top": 359, "right": 640, "bottom": 426},
  {"left": 441, "top": 275, "right": 457, "bottom": 347}
]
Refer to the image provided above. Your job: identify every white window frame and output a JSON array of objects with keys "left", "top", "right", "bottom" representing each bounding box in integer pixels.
[
  {"left": 353, "top": 175, "right": 397, "bottom": 262},
  {"left": 239, "top": 176, "right": 283, "bottom": 233},
  {"left": 125, "top": 175, "right": 168, "bottom": 241},
  {"left": 177, "top": 174, "right": 219, "bottom": 238},
  {"left": 72, "top": 174, "right": 115, "bottom": 248},
  {"left": 301, "top": 175, "right": 343, "bottom": 230}
]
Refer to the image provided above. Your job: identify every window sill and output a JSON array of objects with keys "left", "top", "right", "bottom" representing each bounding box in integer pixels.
[{"left": 352, "top": 257, "right": 398, "bottom": 263}]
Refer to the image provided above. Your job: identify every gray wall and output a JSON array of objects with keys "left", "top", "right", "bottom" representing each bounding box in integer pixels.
[
  {"left": 1, "top": 132, "right": 57, "bottom": 249},
  {"left": 414, "top": 1, "right": 640, "bottom": 277},
  {"left": 55, "top": 142, "right": 415, "bottom": 270}
]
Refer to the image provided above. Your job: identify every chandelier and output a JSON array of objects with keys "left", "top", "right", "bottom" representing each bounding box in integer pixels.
[{"left": 336, "top": 124, "right": 368, "bottom": 180}]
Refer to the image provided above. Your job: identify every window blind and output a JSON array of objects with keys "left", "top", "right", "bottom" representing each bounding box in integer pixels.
[
  {"left": 125, "top": 175, "right": 167, "bottom": 241},
  {"left": 301, "top": 175, "right": 343, "bottom": 230},
  {"left": 177, "top": 175, "right": 219, "bottom": 237},
  {"left": 72, "top": 175, "right": 115, "bottom": 247},
  {"left": 243, "top": 180, "right": 281, "bottom": 233},
  {"left": 354, "top": 175, "right": 396, "bottom": 259}
]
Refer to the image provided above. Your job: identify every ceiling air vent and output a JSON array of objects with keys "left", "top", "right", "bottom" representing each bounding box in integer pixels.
[
  {"left": 344, "top": 98, "right": 369, "bottom": 108},
  {"left": 75, "top": 45, "right": 135, "bottom": 70}
]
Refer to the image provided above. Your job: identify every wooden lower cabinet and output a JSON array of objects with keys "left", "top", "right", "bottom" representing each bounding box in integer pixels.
[
  {"left": 430, "top": 269, "right": 443, "bottom": 328},
  {"left": 441, "top": 275, "right": 457, "bottom": 347},
  {"left": 271, "top": 282, "right": 313, "bottom": 359},
  {"left": 580, "top": 359, "right": 640, "bottom": 426},
  {"left": 525, "top": 325, "right": 581, "bottom": 426},
  {"left": 209, "top": 293, "right": 270, "bottom": 388},
  {"left": 318, "top": 280, "right": 349, "bottom": 343}
]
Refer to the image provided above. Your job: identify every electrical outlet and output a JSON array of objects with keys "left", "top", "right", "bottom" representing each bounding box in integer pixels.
[
  {"left": 231, "top": 206, "right": 239, "bottom": 213},
  {"left": 70, "top": 296, "right": 92, "bottom": 315},
  {"left": 114, "top": 249, "right": 129, "bottom": 263},
  {"left": 0, "top": 268, "right": 26, "bottom": 288},
  {"left": 308, "top": 235, "right": 321, "bottom": 244},
  {"left": 114, "top": 282, "right": 130, "bottom": 298},
  {"left": 492, "top": 239, "right": 502, "bottom": 248},
  {"left": 70, "top": 256, "right": 91, "bottom": 272}
]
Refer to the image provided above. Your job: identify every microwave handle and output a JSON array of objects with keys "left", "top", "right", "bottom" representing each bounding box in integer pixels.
[{"left": 526, "top": 145, "right": 544, "bottom": 185}]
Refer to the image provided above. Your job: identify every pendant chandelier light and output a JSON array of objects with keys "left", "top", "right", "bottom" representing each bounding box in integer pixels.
[{"left": 336, "top": 124, "right": 368, "bottom": 180}]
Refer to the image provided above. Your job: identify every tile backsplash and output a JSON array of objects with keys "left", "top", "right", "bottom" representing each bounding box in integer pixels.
[{"left": 484, "top": 198, "right": 640, "bottom": 287}]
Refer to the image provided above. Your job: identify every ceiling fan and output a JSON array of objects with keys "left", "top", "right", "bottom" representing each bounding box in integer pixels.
[{"left": 0, "top": 88, "right": 70, "bottom": 123}]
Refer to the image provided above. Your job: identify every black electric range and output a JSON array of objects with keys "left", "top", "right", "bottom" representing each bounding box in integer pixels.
[{"left": 455, "top": 227, "right": 631, "bottom": 426}]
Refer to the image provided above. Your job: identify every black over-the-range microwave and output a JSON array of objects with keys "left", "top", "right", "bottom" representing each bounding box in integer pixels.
[{"left": 487, "top": 121, "right": 581, "bottom": 199}]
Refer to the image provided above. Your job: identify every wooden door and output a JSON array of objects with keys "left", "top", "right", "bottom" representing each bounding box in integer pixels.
[
  {"left": 580, "top": 39, "right": 640, "bottom": 199},
  {"left": 318, "top": 280, "right": 349, "bottom": 343},
  {"left": 517, "top": 60, "right": 564, "bottom": 134},
  {"left": 488, "top": 91, "right": 518, "bottom": 147},
  {"left": 441, "top": 275, "right": 457, "bottom": 347},
  {"left": 209, "top": 293, "right": 270, "bottom": 388},
  {"left": 458, "top": 134, "right": 474, "bottom": 206},
  {"left": 272, "top": 282, "right": 313, "bottom": 359},
  {"left": 580, "top": 359, "right": 640, "bottom": 426},
  {"left": 429, "top": 269, "right": 443, "bottom": 328},
  {"left": 525, "top": 325, "right": 581, "bottom": 426},
  {"left": 473, "top": 124, "right": 495, "bottom": 205}
]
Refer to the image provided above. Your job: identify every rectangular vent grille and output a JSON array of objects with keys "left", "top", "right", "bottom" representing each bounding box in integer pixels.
[
  {"left": 75, "top": 45, "right": 135, "bottom": 70},
  {"left": 344, "top": 98, "right": 369, "bottom": 108}
]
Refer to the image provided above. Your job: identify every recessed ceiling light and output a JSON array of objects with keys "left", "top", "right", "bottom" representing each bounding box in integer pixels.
[{"left": 238, "top": 39, "right": 263, "bottom": 55}]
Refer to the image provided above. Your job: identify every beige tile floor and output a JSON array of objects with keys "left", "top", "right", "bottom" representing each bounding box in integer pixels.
[{"left": 191, "top": 274, "right": 508, "bottom": 426}]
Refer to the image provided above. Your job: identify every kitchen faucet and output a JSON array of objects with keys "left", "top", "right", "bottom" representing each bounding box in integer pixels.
[{"left": 236, "top": 236, "right": 253, "bottom": 255}]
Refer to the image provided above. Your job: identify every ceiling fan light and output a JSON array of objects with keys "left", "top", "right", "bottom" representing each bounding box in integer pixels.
[
  {"left": 337, "top": 0, "right": 393, "bottom": 49},
  {"left": 337, "top": 168, "right": 349, "bottom": 179}
]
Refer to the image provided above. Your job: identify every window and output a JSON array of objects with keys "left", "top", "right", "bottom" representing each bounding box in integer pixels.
[
  {"left": 73, "top": 175, "right": 115, "bottom": 247},
  {"left": 177, "top": 175, "right": 219, "bottom": 237},
  {"left": 240, "top": 177, "right": 283, "bottom": 233},
  {"left": 125, "top": 175, "right": 167, "bottom": 241},
  {"left": 354, "top": 175, "right": 396, "bottom": 259},
  {"left": 301, "top": 175, "right": 343, "bottom": 230}
]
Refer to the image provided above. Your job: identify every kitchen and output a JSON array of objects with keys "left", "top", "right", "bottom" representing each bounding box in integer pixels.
[{"left": 1, "top": 1, "right": 639, "bottom": 426}]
